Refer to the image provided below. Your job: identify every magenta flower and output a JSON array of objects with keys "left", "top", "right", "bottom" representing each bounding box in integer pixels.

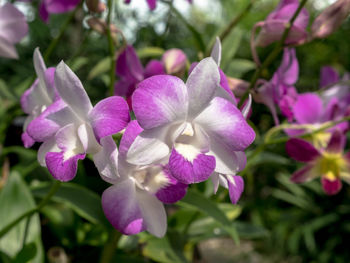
[
  {"left": 99, "top": 121, "right": 187, "bottom": 237},
  {"left": 0, "top": 3, "right": 28, "bottom": 59},
  {"left": 254, "top": 48, "right": 299, "bottom": 124},
  {"left": 39, "top": 0, "right": 80, "bottom": 23},
  {"left": 40, "top": 61, "right": 130, "bottom": 181},
  {"left": 124, "top": 0, "right": 192, "bottom": 11},
  {"left": 254, "top": 0, "right": 309, "bottom": 47},
  {"left": 126, "top": 57, "right": 255, "bottom": 187},
  {"left": 286, "top": 130, "right": 350, "bottom": 195}
]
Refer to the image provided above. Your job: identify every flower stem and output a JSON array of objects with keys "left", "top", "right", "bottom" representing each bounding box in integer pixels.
[
  {"left": 99, "top": 229, "right": 122, "bottom": 263},
  {"left": 238, "top": 0, "right": 308, "bottom": 108},
  {"left": 0, "top": 180, "right": 61, "bottom": 239},
  {"left": 106, "top": 0, "right": 116, "bottom": 96}
]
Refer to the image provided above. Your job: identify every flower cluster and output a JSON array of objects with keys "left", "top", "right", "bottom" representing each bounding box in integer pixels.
[{"left": 21, "top": 39, "right": 255, "bottom": 237}]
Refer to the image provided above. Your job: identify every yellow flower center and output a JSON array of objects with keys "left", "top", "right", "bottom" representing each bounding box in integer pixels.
[{"left": 318, "top": 152, "right": 345, "bottom": 181}]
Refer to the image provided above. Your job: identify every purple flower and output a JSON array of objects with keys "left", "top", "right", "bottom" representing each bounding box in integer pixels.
[
  {"left": 39, "top": 0, "right": 80, "bottom": 23},
  {"left": 114, "top": 45, "right": 165, "bottom": 106},
  {"left": 0, "top": 3, "right": 28, "bottom": 59},
  {"left": 254, "top": 48, "right": 299, "bottom": 124},
  {"left": 126, "top": 57, "right": 255, "bottom": 189},
  {"left": 254, "top": 0, "right": 309, "bottom": 47},
  {"left": 286, "top": 130, "right": 350, "bottom": 195},
  {"left": 98, "top": 121, "right": 187, "bottom": 237},
  {"left": 40, "top": 61, "right": 130, "bottom": 181},
  {"left": 124, "top": 0, "right": 192, "bottom": 11}
]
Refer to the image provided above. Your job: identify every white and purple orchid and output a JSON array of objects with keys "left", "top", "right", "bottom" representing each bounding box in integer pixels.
[
  {"left": 37, "top": 61, "right": 130, "bottom": 181},
  {"left": 286, "top": 130, "right": 350, "bottom": 195},
  {"left": 99, "top": 121, "right": 187, "bottom": 237},
  {"left": 126, "top": 57, "right": 255, "bottom": 195},
  {"left": 0, "top": 3, "right": 28, "bottom": 59}
]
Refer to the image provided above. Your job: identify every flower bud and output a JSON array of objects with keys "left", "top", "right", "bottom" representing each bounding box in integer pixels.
[
  {"left": 162, "top": 49, "right": 187, "bottom": 76},
  {"left": 311, "top": 0, "right": 350, "bottom": 39},
  {"left": 86, "top": 0, "right": 106, "bottom": 13}
]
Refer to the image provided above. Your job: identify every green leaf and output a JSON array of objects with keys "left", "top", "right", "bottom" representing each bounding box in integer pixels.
[
  {"left": 221, "top": 29, "right": 243, "bottom": 69},
  {"left": 0, "top": 172, "right": 43, "bottom": 263},
  {"left": 88, "top": 57, "right": 111, "bottom": 80},
  {"left": 13, "top": 243, "right": 37, "bottom": 263},
  {"left": 31, "top": 182, "right": 109, "bottom": 226},
  {"left": 178, "top": 190, "right": 240, "bottom": 244},
  {"left": 0, "top": 79, "right": 16, "bottom": 101},
  {"left": 137, "top": 47, "right": 164, "bottom": 58},
  {"left": 226, "top": 59, "right": 256, "bottom": 78},
  {"left": 68, "top": 56, "right": 89, "bottom": 72}
]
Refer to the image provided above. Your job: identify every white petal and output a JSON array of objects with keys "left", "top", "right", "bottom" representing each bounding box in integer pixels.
[
  {"left": 37, "top": 137, "right": 60, "bottom": 166},
  {"left": 210, "top": 37, "right": 221, "bottom": 66}
]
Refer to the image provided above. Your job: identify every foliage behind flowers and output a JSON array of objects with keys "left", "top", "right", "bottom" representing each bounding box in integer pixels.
[{"left": 1, "top": 0, "right": 350, "bottom": 262}]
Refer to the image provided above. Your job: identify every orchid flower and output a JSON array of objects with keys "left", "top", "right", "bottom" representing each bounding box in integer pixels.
[
  {"left": 286, "top": 130, "right": 350, "bottom": 195},
  {"left": 97, "top": 121, "right": 187, "bottom": 237},
  {"left": 0, "top": 3, "right": 28, "bottom": 59},
  {"left": 21, "top": 48, "right": 59, "bottom": 148},
  {"left": 39, "top": 61, "right": 130, "bottom": 181},
  {"left": 39, "top": 0, "right": 80, "bottom": 23},
  {"left": 254, "top": 48, "right": 299, "bottom": 124},
  {"left": 253, "top": 0, "right": 309, "bottom": 48},
  {"left": 162, "top": 48, "right": 187, "bottom": 76},
  {"left": 126, "top": 57, "right": 255, "bottom": 189}
]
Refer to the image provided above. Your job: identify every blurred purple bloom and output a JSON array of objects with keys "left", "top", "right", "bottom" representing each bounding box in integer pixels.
[
  {"left": 126, "top": 57, "right": 255, "bottom": 193},
  {"left": 286, "top": 130, "right": 350, "bottom": 195},
  {"left": 99, "top": 121, "right": 187, "bottom": 237},
  {"left": 124, "top": 0, "right": 192, "bottom": 10},
  {"left": 254, "top": 0, "right": 309, "bottom": 47},
  {"left": 39, "top": 0, "right": 80, "bottom": 23},
  {"left": 0, "top": 3, "right": 28, "bottom": 59},
  {"left": 254, "top": 48, "right": 299, "bottom": 124}
]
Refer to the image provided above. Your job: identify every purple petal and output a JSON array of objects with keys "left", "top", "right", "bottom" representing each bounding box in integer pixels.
[
  {"left": 286, "top": 138, "right": 320, "bottom": 162},
  {"left": 321, "top": 177, "right": 342, "bottom": 195},
  {"left": 21, "top": 131, "right": 35, "bottom": 148},
  {"left": 169, "top": 147, "right": 215, "bottom": 184},
  {"left": 195, "top": 97, "right": 255, "bottom": 151},
  {"left": 116, "top": 45, "right": 144, "bottom": 83},
  {"left": 292, "top": 93, "right": 323, "bottom": 124},
  {"left": 55, "top": 61, "right": 93, "bottom": 119},
  {"left": 278, "top": 48, "right": 299, "bottom": 86},
  {"left": 227, "top": 175, "right": 244, "bottom": 204},
  {"left": 37, "top": 137, "right": 59, "bottom": 166},
  {"left": 45, "top": 151, "right": 85, "bottom": 181},
  {"left": 290, "top": 164, "right": 318, "bottom": 183},
  {"left": 146, "top": 0, "right": 156, "bottom": 10},
  {"left": 114, "top": 78, "right": 137, "bottom": 98},
  {"left": 156, "top": 165, "right": 188, "bottom": 203},
  {"left": 144, "top": 60, "right": 165, "bottom": 78},
  {"left": 326, "top": 130, "right": 346, "bottom": 154},
  {"left": 320, "top": 66, "right": 339, "bottom": 88},
  {"left": 119, "top": 120, "right": 143, "bottom": 158},
  {"left": 39, "top": 2, "right": 49, "bottom": 23},
  {"left": 102, "top": 180, "right": 145, "bottom": 235},
  {"left": 26, "top": 99, "right": 66, "bottom": 142},
  {"left": 43, "top": 0, "right": 80, "bottom": 14},
  {"left": 88, "top": 96, "right": 130, "bottom": 142},
  {"left": 0, "top": 36, "right": 18, "bottom": 59},
  {"left": 186, "top": 57, "right": 220, "bottom": 118},
  {"left": 132, "top": 75, "right": 188, "bottom": 129}
]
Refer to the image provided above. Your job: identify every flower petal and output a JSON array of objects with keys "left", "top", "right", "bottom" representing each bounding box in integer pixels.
[
  {"left": 0, "top": 36, "right": 18, "bottom": 59},
  {"left": 43, "top": 0, "right": 80, "bottom": 14},
  {"left": 286, "top": 138, "right": 320, "bottom": 162},
  {"left": 169, "top": 147, "right": 216, "bottom": 184},
  {"left": 320, "top": 66, "right": 339, "bottom": 88},
  {"left": 156, "top": 165, "right": 188, "bottom": 203},
  {"left": 77, "top": 123, "right": 101, "bottom": 154},
  {"left": 45, "top": 151, "right": 85, "bottom": 181},
  {"left": 21, "top": 131, "right": 35, "bottom": 148},
  {"left": 321, "top": 177, "right": 342, "bottom": 195},
  {"left": 186, "top": 57, "right": 219, "bottom": 118},
  {"left": 290, "top": 164, "right": 318, "bottom": 183},
  {"left": 132, "top": 75, "right": 188, "bottom": 129},
  {"left": 227, "top": 175, "right": 244, "bottom": 204},
  {"left": 326, "top": 129, "right": 346, "bottom": 154},
  {"left": 293, "top": 93, "right": 323, "bottom": 124},
  {"left": 210, "top": 37, "right": 221, "bottom": 66},
  {"left": 101, "top": 179, "right": 146, "bottom": 235},
  {"left": 0, "top": 3, "right": 28, "bottom": 43},
  {"left": 55, "top": 61, "right": 93, "bottom": 120},
  {"left": 88, "top": 96, "right": 130, "bottom": 142},
  {"left": 195, "top": 96, "right": 255, "bottom": 151},
  {"left": 37, "top": 137, "right": 60, "bottom": 166},
  {"left": 144, "top": 59, "right": 165, "bottom": 78},
  {"left": 119, "top": 120, "right": 143, "bottom": 158}
]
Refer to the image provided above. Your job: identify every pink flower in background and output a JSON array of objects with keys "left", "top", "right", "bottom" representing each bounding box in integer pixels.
[
  {"left": 286, "top": 130, "right": 350, "bottom": 195},
  {"left": 254, "top": 48, "right": 299, "bottom": 124},
  {"left": 162, "top": 48, "right": 187, "bottom": 76},
  {"left": 254, "top": 0, "right": 309, "bottom": 47},
  {"left": 98, "top": 121, "right": 187, "bottom": 237},
  {"left": 0, "top": 3, "right": 28, "bottom": 59},
  {"left": 39, "top": 0, "right": 80, "bottom": 22}
]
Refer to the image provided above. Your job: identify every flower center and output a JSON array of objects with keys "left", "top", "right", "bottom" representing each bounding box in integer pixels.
[
  {"left": 319, "top": 152, "right": 345, "bottom": 181},
  {"left": 132, "top": 166, "right": 169, "bottom": 194}
]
